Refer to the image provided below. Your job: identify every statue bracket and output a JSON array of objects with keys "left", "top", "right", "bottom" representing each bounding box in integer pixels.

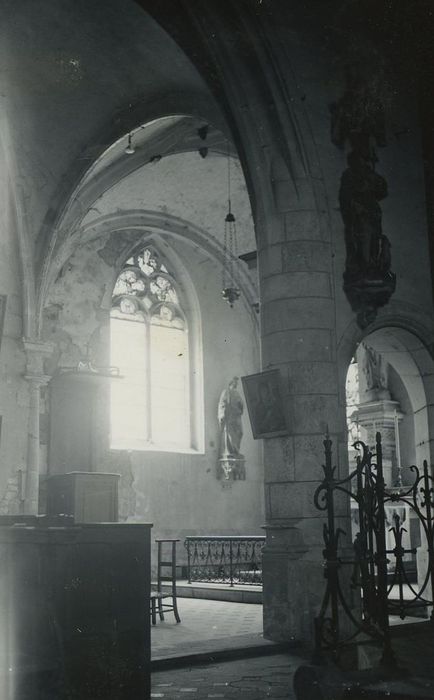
[
  {"left": 217, "top": 455, "right": 246, "bottom": 481},
  {"left": 343, "top": 272, "right": 396, "bottom": 329}
]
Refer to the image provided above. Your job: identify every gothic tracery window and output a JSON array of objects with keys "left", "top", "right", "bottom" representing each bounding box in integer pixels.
[{"left": 110, "top": 246, "right": 191, "bottom": 451}]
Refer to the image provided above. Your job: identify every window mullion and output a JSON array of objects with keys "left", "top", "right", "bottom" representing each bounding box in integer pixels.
[{"left": 145, "top": 321, "right": 152, "bottom": 442}]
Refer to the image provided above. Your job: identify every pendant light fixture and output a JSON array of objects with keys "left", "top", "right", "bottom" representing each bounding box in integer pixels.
[
  {"left": 125, "top": 132, "right": 135, "bottom": 155},
  {"left": 222, "top": 145, "right": 240, "bottom": 307}
]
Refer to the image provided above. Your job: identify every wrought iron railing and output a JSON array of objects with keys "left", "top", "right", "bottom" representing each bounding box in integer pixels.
[
  {"left": 314, "top": 432, "right": 434, "bottom": 667},
  {"left": 384, "top": 463, "right": 434, "bottom": 620},
  {"left": 184, "top": 536, "right": 265, "bottom": 586}
]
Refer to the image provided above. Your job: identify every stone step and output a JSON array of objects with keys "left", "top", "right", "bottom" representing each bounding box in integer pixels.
[{"left": 161, "top": 579, "right": 262, "bottom": 604}]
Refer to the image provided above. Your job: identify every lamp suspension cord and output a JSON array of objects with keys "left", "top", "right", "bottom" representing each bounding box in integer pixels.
[{"left": 227, "top": 141, "right": 232, "bottom": 214}]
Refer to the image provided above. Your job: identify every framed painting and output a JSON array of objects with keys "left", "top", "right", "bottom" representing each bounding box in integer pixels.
[{"left": 241, "top": 369, "right": 288, "bottom": 439}]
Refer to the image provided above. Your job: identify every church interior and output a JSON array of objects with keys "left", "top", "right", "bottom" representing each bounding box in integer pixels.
[{"left": 1, "top": 1, "right": 434, "bottom": 698}]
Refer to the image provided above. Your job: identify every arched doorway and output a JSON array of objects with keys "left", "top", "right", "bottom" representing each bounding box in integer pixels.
[{"left": 345, "top": 325, "right": 434, "bottom": 612}]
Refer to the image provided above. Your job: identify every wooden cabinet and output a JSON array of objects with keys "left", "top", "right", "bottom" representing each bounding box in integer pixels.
[
  {"left": 47, "top": 471, "right": 120, "bottom": 523},
  {"left": 0, "top": 522, "right": 152, "bottom": 700}
]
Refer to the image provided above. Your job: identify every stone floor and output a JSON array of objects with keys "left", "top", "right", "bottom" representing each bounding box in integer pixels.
[
  {"left": 151, "top": 597, "right": 265, "bottom": 661},
  {"left": 152, "top": 653, "right": 303, "bottom": 699},
  {"left": 150, "top": 598, "right": 434, "bottom": 699},
  {"left": 151, "top": 598, "right": 304, "bottom": 696}
]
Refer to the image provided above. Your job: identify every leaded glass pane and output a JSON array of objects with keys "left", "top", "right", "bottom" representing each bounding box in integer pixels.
[
  {"left": 150, "top": 275, "right": 177, "bottom": 303},
  {"left": 113, "top": 269, "right": 145, "bottom": 297},
  {"left": 138, "top": 248, "right": 158, "bottom": 276},
  {"left": 150, "top": 324, "right": 189, "bottom": 447},
  {"left": 110, "top": 317, "right": 147, "bottom": 445}
]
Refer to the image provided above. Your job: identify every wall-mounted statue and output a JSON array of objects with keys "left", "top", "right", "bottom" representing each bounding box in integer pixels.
[
  {"left": 217, "top": 377, "right": 246, "bottom": 480},
  {"left": 331, "top": 69, "right": 396, "bottom": 328},
  {"left": 339, "top": 151, "right": 389, "bottom": 278},
  {"left": 330, "top": 71, "right": 386, "bottom": 159},
  {"left": 359, "top": 343, "right": 390, "bottom": 401}
]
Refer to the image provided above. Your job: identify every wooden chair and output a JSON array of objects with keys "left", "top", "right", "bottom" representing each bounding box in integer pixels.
[{"left": 150, "top": 538, "right": 181, "bottom": 625}]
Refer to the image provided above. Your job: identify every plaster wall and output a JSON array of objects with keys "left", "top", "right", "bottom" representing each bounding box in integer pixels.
[{"left": 81, "top": 152, "right": 256, "bottom": 257}]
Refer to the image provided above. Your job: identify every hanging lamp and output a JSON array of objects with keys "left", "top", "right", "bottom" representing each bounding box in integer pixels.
[
  {"left": 222, "top": 146, "right": 240, "bottom": 307},
  {"left": 125, "top": 133, "right": 135, "bottom": 155}
]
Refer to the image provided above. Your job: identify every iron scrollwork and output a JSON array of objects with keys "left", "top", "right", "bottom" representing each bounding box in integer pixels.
[
  {"left": 384, "top": 462, "right": 434, "bottom": 621},
  {"left": 184, "top": 536, "right": 265, "bottom": 586},
  {"left": 314, "top": 431, "right": 434, "bottom": 667},
  {"left": 314, "top": 433, "right": 394, "bottom": 666}
]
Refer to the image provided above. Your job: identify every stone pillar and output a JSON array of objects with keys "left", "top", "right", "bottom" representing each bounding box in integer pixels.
[
  {"left": 23, "top": 339, "right": 53, "bottom": 514},
  {"left": 259, "top": 160, "right": 350, "bottom": 643},
  {"left": 262, "top": 518, "right": 308, "bottom": 641}
]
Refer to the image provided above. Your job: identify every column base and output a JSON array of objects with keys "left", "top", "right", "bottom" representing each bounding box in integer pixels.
[{"left": 262, "top": 520, "right": 315, "bottom": 642}]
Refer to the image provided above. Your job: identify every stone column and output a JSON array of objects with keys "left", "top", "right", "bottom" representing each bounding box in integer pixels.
[
  {"left": 259, "top": 158, "right": 350, "bottom": 643},
  {"left": 23, "top": 339, "right": 53, "bottom": 515},
  {"left": 262, "top": 515, "right": 309, "bottom": 641}
]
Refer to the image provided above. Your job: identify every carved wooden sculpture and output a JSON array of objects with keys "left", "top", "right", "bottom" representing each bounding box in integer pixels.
[{"left": 331, "top": 70, "right": 396, "bottom": 327}]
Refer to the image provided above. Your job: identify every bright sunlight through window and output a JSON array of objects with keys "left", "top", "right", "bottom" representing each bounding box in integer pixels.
[{"left": 110, "top": 247, "right": 190, "bottom": 451}]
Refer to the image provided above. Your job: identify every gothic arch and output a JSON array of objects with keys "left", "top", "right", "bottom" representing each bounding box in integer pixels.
[
  {"left": 35, "top": 4, "right": 328, "bottom": 346},
  {"left": 62, "top": 211, "right": 258, "bottom": 324},
  {"left": 36, "top": 115, "right": 258, "bottom": 336}
]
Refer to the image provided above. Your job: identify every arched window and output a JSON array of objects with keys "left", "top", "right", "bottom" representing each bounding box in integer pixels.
[{"left": 110, "top": 245, "right": 193, "bottom": 451}]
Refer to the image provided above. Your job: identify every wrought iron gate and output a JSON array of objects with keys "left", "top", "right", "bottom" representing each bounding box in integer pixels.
[{"left": 314, "top": 432, "right": 434, "bottom": 665}]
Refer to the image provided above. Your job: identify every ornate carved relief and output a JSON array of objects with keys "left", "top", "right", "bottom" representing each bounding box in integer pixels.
[{"left": 331, "top": 70, "right": 396, "bottom": 328}]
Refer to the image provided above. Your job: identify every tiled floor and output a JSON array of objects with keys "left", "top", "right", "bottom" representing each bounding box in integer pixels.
[
  {"left": 151, "top": 597, "right": 264, "bottom": 660},
  {"left": 152, "top": 653, "right": 302, "bottom": 699}
]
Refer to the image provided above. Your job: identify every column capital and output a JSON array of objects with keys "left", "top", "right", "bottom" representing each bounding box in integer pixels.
[
  {"left": 24, "top": 373, "right": 52, "bottom": 387},
  {"left": 22, "top": 337, "right": 54, "bottom": 378},
  {"left": 22, "top": 337, "right": 55, "bottom": 356}
]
